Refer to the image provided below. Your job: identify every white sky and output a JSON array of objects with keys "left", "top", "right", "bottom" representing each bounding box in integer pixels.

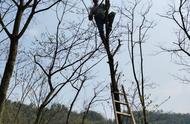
[
  {"left": 23, "top": 0, "right": 190, "bottom": 115},
  {"left": 136, "top": 0, "right": 190, "bottom": 113}
]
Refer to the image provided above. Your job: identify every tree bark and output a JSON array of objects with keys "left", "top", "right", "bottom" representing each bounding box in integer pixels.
[
  {"left": 104, "top": 0, "right": 122, "bottom": 123},
  {"left": 0, "top": 38, "right": 19, "bottom": 121},
  {"left": 0, "top": 5, "right": 23, "bottom": 121}
]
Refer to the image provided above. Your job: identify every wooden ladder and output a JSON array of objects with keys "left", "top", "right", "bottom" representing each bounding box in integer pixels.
[{"left": 111, "top": 85, "right": 136, "bottom": 124}]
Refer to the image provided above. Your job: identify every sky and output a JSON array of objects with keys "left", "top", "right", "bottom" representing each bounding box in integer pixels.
[
  {"left": 142, "top": 0, "right": 190, "bottom": 113},
  {"left": 135, "top": 0, "right": 190, "bottom": 113},
  {"left": 18, "top": 0, "right": 190, "bottom": 115}
]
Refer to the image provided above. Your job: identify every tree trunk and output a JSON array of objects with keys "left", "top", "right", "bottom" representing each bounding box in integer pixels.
[
  {"left": 0, "top": 39, "right": 19, "bottom": 121},
  {"left": 106, "top": 45, "right": 122, "bottom": 124},
  {"left": 34, "top": 105, "right": 45, "bottom": 124},
  {"left": 104, "top": 0, "right": 122, "bottom": 123},
  {"left": 0, "top": 6, "right": 23, "bottom": 122}
]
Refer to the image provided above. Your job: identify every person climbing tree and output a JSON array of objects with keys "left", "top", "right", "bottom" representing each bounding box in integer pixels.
[{"left": 89, "top": 0, "right": 115, "bottom": 41}]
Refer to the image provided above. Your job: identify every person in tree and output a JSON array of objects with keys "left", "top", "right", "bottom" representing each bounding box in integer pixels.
[{"left": 89, "top": 0, "right": 115, "bottom": 41}]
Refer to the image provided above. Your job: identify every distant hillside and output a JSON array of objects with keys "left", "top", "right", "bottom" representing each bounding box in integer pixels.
[
  {"left": 147, "top": 111, "right": 190, "bottom": 124},
  {"left": 2, "top": 100, "right": 113, "bottom": 124},
  {"left": 1, "top": 100, "right": 190, "bottom": 124}
]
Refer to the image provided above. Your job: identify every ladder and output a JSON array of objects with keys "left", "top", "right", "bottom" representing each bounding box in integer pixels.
[{"left": 111, "top": 85, "right": 136, "bottom": 124}]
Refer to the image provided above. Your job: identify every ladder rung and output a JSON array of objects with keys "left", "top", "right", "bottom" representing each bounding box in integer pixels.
[
  {"left": 116, "top": 111, "right": 131, "bottom": 117},
  {"left": 114, "top": 100, "right": 128, "bottom": 105}
]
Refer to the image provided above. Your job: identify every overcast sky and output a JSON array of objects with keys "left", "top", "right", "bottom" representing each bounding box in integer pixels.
[
  {"left": 133, "top": 0, "right": 190, "bottom": 113},
  {"left": 22, "top": 0, "right": 190, "bottom": 115}
]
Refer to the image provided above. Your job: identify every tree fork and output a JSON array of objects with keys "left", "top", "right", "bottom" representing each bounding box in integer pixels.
[{"left": 0, "top": 4, "right": 23, "bottom": 121}]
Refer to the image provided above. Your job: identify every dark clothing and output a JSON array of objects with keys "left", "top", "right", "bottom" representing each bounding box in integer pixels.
[
  {"left": 94, "top": 13, "right": 105, "bottom": 41},
  {"left": 94, "top": 12, "right": 115, "bottom": 41},
  {"left": 89, "top": 3, "right": 109, "bottom": 21},
  {"left": 89, "top": 3, "right": 115, "bottom": 41}
]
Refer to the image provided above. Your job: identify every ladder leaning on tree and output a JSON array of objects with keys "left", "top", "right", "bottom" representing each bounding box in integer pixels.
[{"left": 111, "top": 85, "right": 136, "bottom": 124}]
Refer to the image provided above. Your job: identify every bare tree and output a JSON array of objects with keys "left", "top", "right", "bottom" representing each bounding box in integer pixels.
[
  {"left": 0, "top": 0, "right": 106, "bottom": 123},
  {"left": 25, "top": 2, "right": 103, "bottom": 123},
  {"left": 81, "top": 84, "right": 109, "bottom": 124},
  {"left": 0, "top": 0, "right": 63, "bottom": 121},
  {"left": 161, "top": 0, "right": 190, "bottom": 84},
  {"left": 122, "top": 0, "right": 154, "bottom": 124},
  {"left": 11, "top": 53, "right": 40, "bottom": 124}
]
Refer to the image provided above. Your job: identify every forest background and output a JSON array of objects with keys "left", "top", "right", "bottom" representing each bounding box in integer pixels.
[{"left": 0, "top": 0, "right": 190, "bottom": 124}]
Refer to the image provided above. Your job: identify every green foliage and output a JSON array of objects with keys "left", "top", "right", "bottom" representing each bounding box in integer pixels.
[
  {"left": 147, "top": 111, "right": 190, "bottom": 124},
  {"left": 2, "top": 101, "right": 190, "bottom": 124},
  {"left": 133, "top": 111, "right": 190, "bottom": 124},
  {"left": 1, "top": 100, "right": 112, "bottom": 124}
]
